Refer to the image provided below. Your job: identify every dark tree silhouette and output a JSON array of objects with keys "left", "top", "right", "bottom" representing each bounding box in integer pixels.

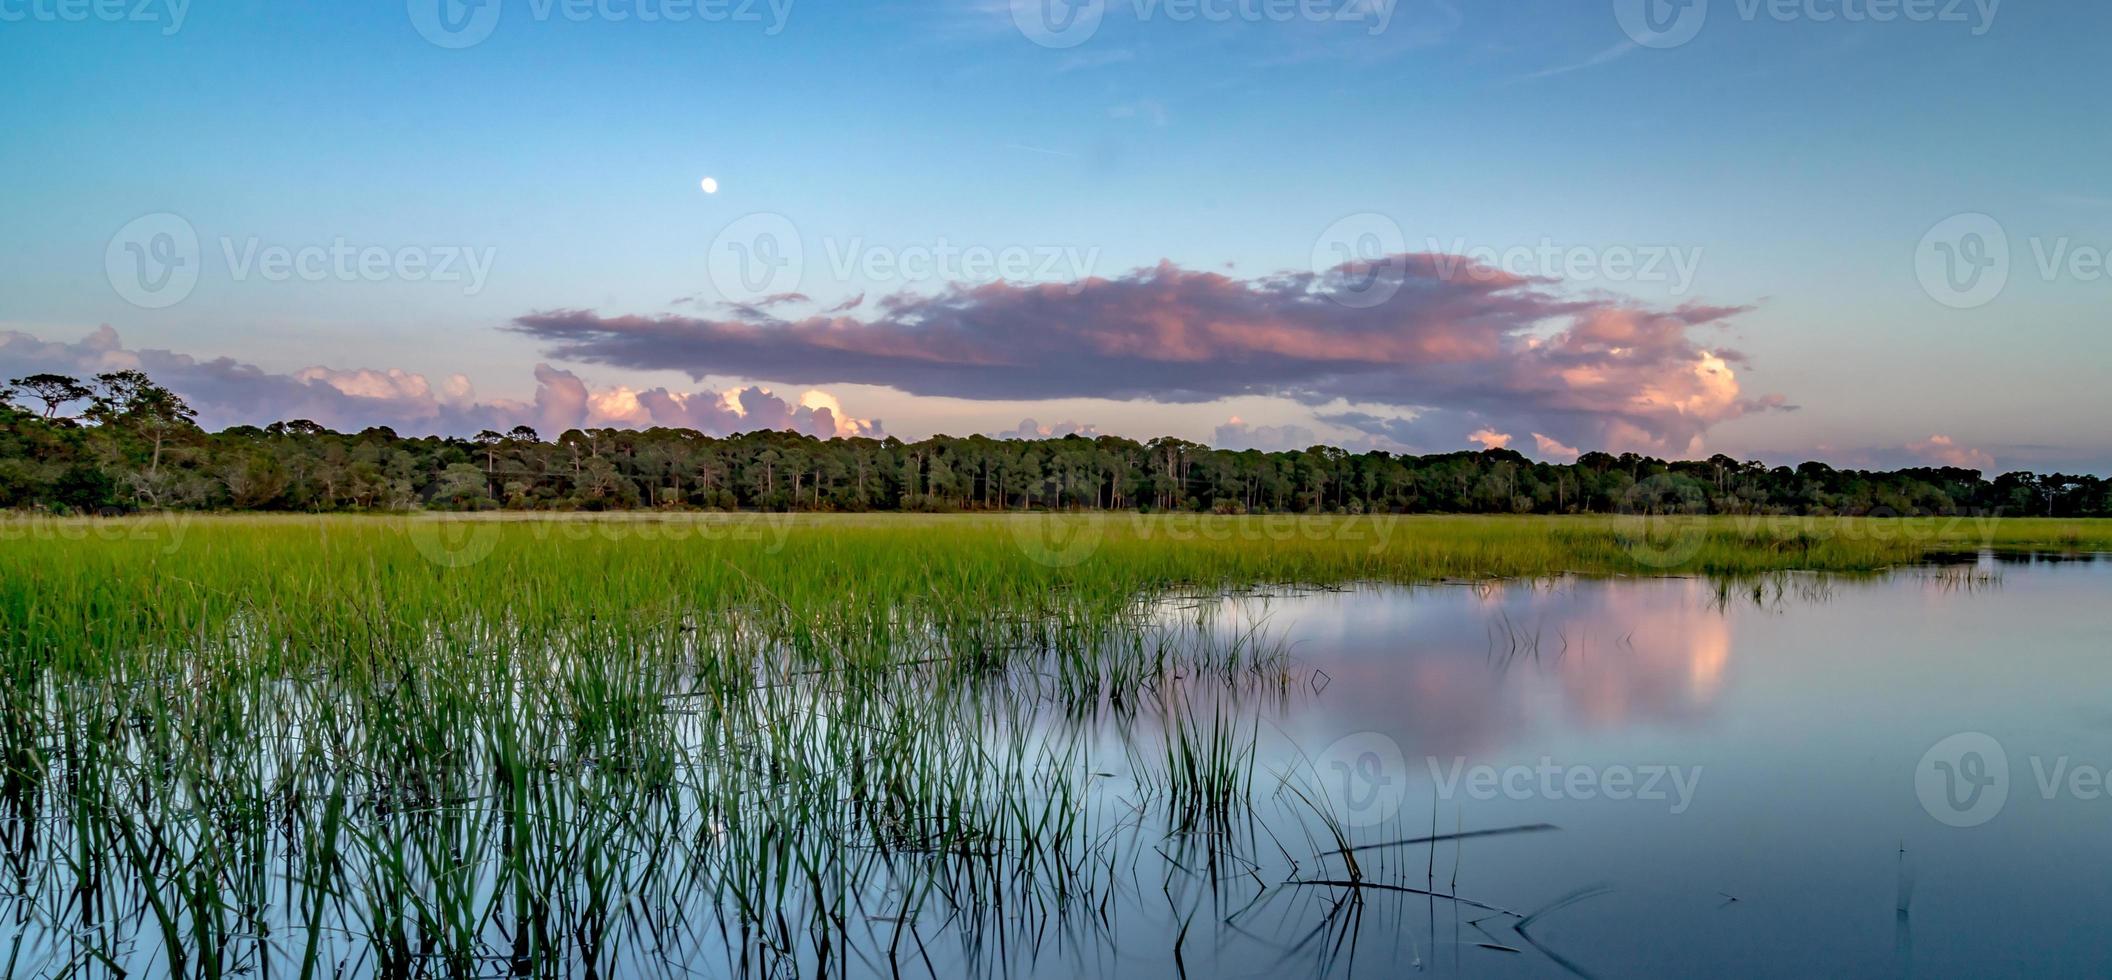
[
  {"left": 1, "top": 368, "right": 2105, "bottom": 517},
  {"left": 7, "top": 373, "right": 93, "bottom": 419}
]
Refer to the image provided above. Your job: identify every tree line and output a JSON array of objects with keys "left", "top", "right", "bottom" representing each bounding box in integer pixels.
[{"left": 4, "top": 370, "right": 2107, "bottom": 518}]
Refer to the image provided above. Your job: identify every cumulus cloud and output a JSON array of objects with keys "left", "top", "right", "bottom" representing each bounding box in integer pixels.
[
  {"left": 1466, "top": 428, "right": 1512, "bottom": 451},
  {"left": 510, "top": 255, "right": 1779, "bottom": 456},
  {"left": 1907, "top": 434, "right": 1995, "bottom": 472},
  {"left": 1532, "top": 432, "right": 1582, "bottom": 461},
  {"left": 1312, "top": 410, "right": 1425, "bottom": 451},
  {"left": 0, "top": 326, "right": 881, "bottom": 440},
  {"left": 1215, "top": 417, "right": 1321, "bottom": 453}
]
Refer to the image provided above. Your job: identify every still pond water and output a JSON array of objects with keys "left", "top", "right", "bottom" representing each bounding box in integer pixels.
[{"left": 1054, "top": 554, "right": 2112, "bottom": 979}]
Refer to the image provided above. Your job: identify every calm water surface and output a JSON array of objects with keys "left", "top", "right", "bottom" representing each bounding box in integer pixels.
[{"left": 1067, "top": 555, "right": 2112, "bottom": 979}]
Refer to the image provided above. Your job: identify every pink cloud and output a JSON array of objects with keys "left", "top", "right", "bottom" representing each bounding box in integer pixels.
[
  {"left": 0, "top": 327, "right": 882, "bottom": 440},
  {"left": 1532, "top": 432, "right": 1582, "bottom": 461},
  {"left": 1907, "top": 434, "right": 1995, "bottom": 471},
  {"left": 512, "top": 255, "right": 1779, "bottom": 456}
]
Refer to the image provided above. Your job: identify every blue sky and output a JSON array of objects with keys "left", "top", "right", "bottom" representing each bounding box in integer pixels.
[{"left": 2, "top": 0, "right": 2106, "bottom": 471}]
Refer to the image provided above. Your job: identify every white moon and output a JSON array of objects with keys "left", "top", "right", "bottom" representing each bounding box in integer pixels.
[{"left": 700, "top": 177, "right": 719, "bottom": 194}]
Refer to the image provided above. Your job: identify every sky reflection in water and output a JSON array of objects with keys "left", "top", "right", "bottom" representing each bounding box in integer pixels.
[{"left": 1119, "top": 555, "right": 2112, "bottom": 978}]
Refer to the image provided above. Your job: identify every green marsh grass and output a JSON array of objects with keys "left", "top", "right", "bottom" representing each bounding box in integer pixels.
[{"left": 0, "top": 513, "right": 2106, "bottom": 976}]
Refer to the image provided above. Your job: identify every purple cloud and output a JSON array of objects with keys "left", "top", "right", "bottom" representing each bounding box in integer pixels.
[
  {"left": 0, "top": 326, "right": 881, "bottom": 440},
  {"left": 510, "top": 255, "right": 1781, "bottom": 455}
]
